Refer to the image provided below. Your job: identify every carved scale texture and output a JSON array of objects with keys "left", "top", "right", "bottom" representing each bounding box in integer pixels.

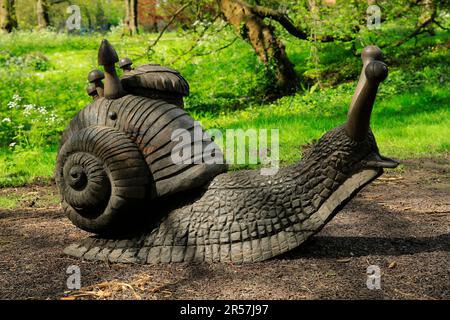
[{"left": 64, "top": 126, "right": 383, "bottom": 264}]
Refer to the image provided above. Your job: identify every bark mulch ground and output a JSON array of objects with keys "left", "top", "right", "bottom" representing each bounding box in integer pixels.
[{"left": 0, "top": 157, "right": 448, "bottom": 300}]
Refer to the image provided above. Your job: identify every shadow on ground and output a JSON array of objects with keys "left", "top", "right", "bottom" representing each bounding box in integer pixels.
[{"left": 0, "top": 157, "right": 449, "bottom": 300}]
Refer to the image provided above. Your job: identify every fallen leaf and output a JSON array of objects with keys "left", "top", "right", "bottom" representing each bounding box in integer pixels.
[
  {"left": 326, "top": 271, "right": 336, "bottom": 277},
  {"left": 388, "top": 261, "right": 397, "bottom": 269},
  {"left": 378, "top": 177, "right": 404, "bottom": 181}
]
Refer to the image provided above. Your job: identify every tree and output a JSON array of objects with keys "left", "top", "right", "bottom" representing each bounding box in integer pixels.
[
  {"left": 35, "top": 0, "right": 72, "bottom": 30},
  {"left": 124, "top": 0, "right": 138, "bottom": 35},
  {"left": 215, "top": 0, "right": 360, "bottom": 94},
  {"left": 146, "top": 0, "right": 353, "bottom": 94},
  {"left": 0, "top": 0, "right": 17, "bottom": 32},
  {"left": 391, "top": 0, "right": 445, "bottom": 47},
  {"left": 148, "top": 0, "right": 449, "bottom": 95},
  {"left": 218, "top": 0, "right": 298, "bottom": 94},
  {"left": 36, "top": 0, "right": 50, "bottom": 29}
]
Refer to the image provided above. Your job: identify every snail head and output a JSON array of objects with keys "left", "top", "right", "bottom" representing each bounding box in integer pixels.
[{"left": 303, "top": 46, "right": 398, "bottom": 176}]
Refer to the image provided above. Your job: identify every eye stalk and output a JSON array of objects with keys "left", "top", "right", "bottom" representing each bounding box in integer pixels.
[
  {"left": 348, "top": 45, "right": 382, "bottom": 116},
  {"left": 98, "top": 39, "right": 126, "bottom": 100},
  {"left": 365, "top": 60, "right": 388, "bottom": 82},
  {"left": 345, "top": 46, "right": 388, "bottom": 142}
]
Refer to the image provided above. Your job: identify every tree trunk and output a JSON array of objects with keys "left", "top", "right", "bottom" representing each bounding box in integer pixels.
[
  {"left": 0, "top": 0, "right": 17, "bottom": 32},
  {"left": 83, "top": 6, "right": 92, "bottom": 30},
  {"left": 36, "top": 0, "right": 50, "bottom": 30},
  {"left": 218, "top": 0, "right": 297, "bottom": 94},
  {"left": 124, "top": 0, "right": 138, "bottom": 35},
  {"left": 419, "top": 0, "right": 437, "bottom": 25}
]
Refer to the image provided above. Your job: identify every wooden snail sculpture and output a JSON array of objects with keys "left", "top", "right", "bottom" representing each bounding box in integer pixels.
[{"left": 59, "top": 40, "right": 398, "bottom": 264}]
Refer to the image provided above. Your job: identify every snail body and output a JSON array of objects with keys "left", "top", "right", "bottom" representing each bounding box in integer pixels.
[{"left": 59, "top": 42, "right": 398, "bottom": 263}]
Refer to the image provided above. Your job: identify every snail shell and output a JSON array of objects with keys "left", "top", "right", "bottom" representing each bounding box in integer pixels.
[{"left": 56, "top": 96, "right": 226, "bottom": 234}]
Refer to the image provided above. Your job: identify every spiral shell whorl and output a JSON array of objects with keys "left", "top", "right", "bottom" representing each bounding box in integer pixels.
[
  {"left": 56, "top": 125, "right": 153, "bottom": 234},
  {"left": 62, "top": 152, "right": 111, "bottom": 217}
]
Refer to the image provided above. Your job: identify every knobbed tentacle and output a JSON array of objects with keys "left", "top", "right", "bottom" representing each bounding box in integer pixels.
[
  {"left": 98, "top": 40, "right": 126, "bottom": 99},
  {"left": 56, "top": 125, "right": 154, "bottom": 235},
  {"left": 345, "top": 46, "right": 388, "bottom": 141},
  {"left": 348, "top": 45, "right": 382, "bottom": 116}
]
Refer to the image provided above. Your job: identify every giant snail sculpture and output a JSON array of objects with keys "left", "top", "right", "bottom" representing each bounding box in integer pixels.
[{"left": 58, "top": 40, "right": 398, "bottom": 264}]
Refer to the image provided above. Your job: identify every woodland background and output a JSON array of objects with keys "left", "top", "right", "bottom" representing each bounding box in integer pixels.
[{"left": 0, "top": 0, "right": 448, "bottom": 187}]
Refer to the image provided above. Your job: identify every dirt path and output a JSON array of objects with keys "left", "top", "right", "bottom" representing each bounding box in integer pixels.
[{"left": 0, "top": 158, "right": 449, "bottom": 300}]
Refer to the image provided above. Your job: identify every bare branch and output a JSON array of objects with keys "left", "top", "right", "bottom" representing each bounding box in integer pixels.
[
  {"left": 146, "top": 1, "right": 193, "bottom": 56},
  {"left": 170, "top": 15, "right": 221, "bottom": 64},
  {"left": 191, "top": 36, "right": 239, "bottom": 57},
  {"left": 234, "top": 0, "right": 354, "bottom": 42},
  {"left": 432, "top": 18, "right": 450, "bottom": 31},
  {"left": 392, "top": 17, "right": 433, "bottom": 47},
  {"left": 250, "top": 3, "right": 309, "bottom": 39},
  {"left": 391, "top": 0, "right": 437, "bottom": 47}
]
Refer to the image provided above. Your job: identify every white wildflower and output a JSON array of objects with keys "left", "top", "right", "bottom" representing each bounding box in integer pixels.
[
  {"left": 9, "top": 142, "right": 16, "bottom": 147},
  {"left": 23, "top": 104, "right": 35, "bottom": 116},
  {"left": 8, "top": 95, "right": 22, "bottom": 109},
  {"left": 7, "top": 100, "right": 17, "bottom": 109},
  {"left": 37, "top": 106, "right": 48, "bottom": 114},
  {"left": 2, "top": 117, "right": 11, "bottom": 123},
  {"left": 47, "top": 112, "right": 57, "bottom": 123}
]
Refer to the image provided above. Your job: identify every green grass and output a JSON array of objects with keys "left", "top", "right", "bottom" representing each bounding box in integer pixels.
[
  {"left": 0, "top": 147, "right": 57, "bottom": 187},
  {"left": 0, "top": 28, "right": 449, "bottom": 187},
  {"left": 197, "top": 83, "right": 450, "bottom": 166},
  {"left": 0, "top": 194, "right": 21, "bottom": 209}
]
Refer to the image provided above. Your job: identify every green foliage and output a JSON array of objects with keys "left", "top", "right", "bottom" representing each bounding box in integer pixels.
[
  {"left": 15, "top": 0, "right": 124, "bottom": 31},
  {"left": 0, "top": 94, "right": 62, "bottom": 148},
  {"left": 0, "top": 23, "right": 448, "bottom": 186},
  {"left": 24, "top": 52, "right": 52, "bottom": 71},
  {"left": 0, "top": 50, "right": 50, "bottom": 70},
  {"left": 0, "top": 147, "right": 56, "bottom": 187}
]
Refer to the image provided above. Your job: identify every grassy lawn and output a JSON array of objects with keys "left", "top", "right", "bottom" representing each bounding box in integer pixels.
[{"left": 0, "top": 29, "right": 449, "bottom": 187}]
